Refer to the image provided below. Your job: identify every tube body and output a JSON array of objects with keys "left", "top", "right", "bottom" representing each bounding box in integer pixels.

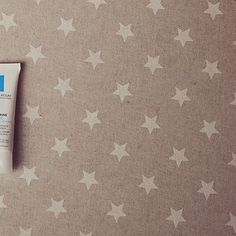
[{"left": 0, "top": 63, "right": 21, "bottom": 173}]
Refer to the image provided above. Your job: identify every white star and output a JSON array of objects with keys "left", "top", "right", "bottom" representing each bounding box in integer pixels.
[
  {"left": 233, "top": 41, "right": 236, "bottom": 46},
  {"left": 19, "top": 166, "right": 39, "bottom": 186},
  {"left": 0, "top": 195, "right": 7, "bottom": 208},
  {"left": 110, "top": 143, "right": 129, "bottom": 162},
  {"left": 79, "top": 170, "right": 98, "bottom": 190},
  {"left": 51, "top": 137, "right": 70, "bottom": 157},
  {"left": 138, "top": 176, "right": 158, "bottom": 195},
  {"left": 0, "top": 13, "right": 16, "bottom": 31},
  {"left": 23, "top": 105, "right": 42, "bottom": 125},
  {"left": 87, "top": 0, "right": 106, "bottom": 10},
  {"left": 198, "top": 180, "right": 217, "bottom": 200},
  {"left": 204, "top": 1, "right": 223, "bottom": 20},
  {"left": 57, "top": 17, "right": 76, "bottom": 37},
  {"left": 174, "top": 28, "right": 193, "bottom": 47},
  {"left": 228, "top": 153, "right": 236, "bottom": 168},
  {"left": 35, "top": 0, "right": 41, "bottom": 4},
  {"left": 200, "top": 120, "right": 219, "bottom": 139},
  {"left": 19, "top": 227, "right": 32, "bottom": 236},
  {"left": 80, "top": 232, "right": 92, "bottom": 236},
  {"left": 202, "top": 60, "right": 221, "bottom": 79},
  {"left": 144, "top": 55, "right": 163, "bottom": 75},
  {"left": 82, "top": 110, "right": 101, "bottom": 130},
  {"left": 230, "top": 93, "right": 236, "bottom": 106},
  {"left": 85, "top": 50, "right": 104, "bottom": 69},
  {"left": 54, "top": 78, "right": 73, "bottom": 97},
  {"left": 113, "top": 82, "right": 132, "bottom": 102},
  {"left": 172, "top": 88, "right": 190, "bottom": 107},
  {"left": 169, "top": 148, "right": 188, "bottom": 167},
  {"left": 107, "top": 202, "right": 126, "bottom": 223},
  {"left": 26, "top": 45, "right": 46, "bottom": 64},
  {"left": 166, "top": 208, "right": 186, "bottom": 228},
  {"left": 146, "top": 0, "right": 165, "bottom": 15},
  {"left": 47, "top": 199, "right": 67, "bottom": 218},
  {"left": 141, "top": 115, "right": 160, "bottom": 134},
  {"left": 116, "top": 23, "right": 134, "bottom": 42},
  {"left": 226, "top": 213, "right": 236, "bottom": 233}
]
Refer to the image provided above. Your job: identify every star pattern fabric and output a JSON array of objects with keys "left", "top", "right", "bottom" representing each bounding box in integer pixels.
[
  {"left": 141, "top": 115, "right": 160, "bottom": 134},
  {"left": 202, "top": 60, "right": 221, "bottom": 79},
  {"left": 204, "top": 1, "right": 223, "bottom": 20},
  {"left": 138, "top": 175, "right": 158, "bottom": 195},
  {"left": 47, "top": 199, "right": 67, "bottom": 218},
  {"left": 200, "top": 120, "right": 219, "bottom": 139},
  {"left": 113, "top": 82, "right": 132, "bottom": 102},
  {"left": 174, "top": 28, "right": 193, "bottom": 47},
  {"left": 19, "top": 166, "right": 39, "bottom": 186},
  {"left": 51, "top": 137, "right": 70, "bottom": 157},
  {"left": 57, "top": 17, "right": 76, "bottom": 37},
  {"left": 197, "top": 180, "right": 217, "bottom": 200},
  {"left": 26, "top": 45, "right": 46, "bottom": 64},
  {"left": 166, "top": 208, "right": 186, "bottom": 228},
  {"left": 116, "top": 23, "right": 134, "bottom": 42},
  {"left": 169, "top": 148, "right": 188, "bottom": 167},
  {"left": 82, "top": 110, "right": 101, "bottom": 130},
  {"left": 107, "top": 203, "right": 126, "bottom": 223},
  {"left": 79, "top": 170, "right": 98, "bottom": 190},
  {"left": 144, "top": 55, "right": 163, "bottom": 75},
  {"left": 54, "top": 78, "right": 73, "bottom": 97},
  {"left": 0, "top": 12, "right": 17, "bottom": 31},
  {"left": 23, "top": 105, "right": 42, "bottom": 125}
]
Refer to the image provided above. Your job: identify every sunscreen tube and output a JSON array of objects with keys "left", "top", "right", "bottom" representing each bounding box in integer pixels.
[{"left": 0, "top": 63, "right": 21, "bottom": 173}]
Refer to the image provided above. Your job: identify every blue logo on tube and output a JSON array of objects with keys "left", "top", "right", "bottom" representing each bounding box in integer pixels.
[{"left": 0, "top": 75, "right": 4, "bottom": 92}]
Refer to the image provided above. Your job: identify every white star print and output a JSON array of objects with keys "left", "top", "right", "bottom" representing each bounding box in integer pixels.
[
  {"left": 23, "top": 105, "right": 42, "bottom": 125},
  {"left": 51, "top": 137, "right": 70, "bottom": 157},
  {"left": 110, "top": 143, "right": 129, "bottom": 162},
  {"left": 146, "top": 0, "right": 165, "bottom": 15},
  {"left": 19, "top": 227, "right": 32, "bottom": 236},
  {"left": 54, "top": 78, "right": 73, "bottom": 97},
  {"left": 57, "top": 17, "right": 76, "bottom": 37},
  {"left": 113, "top": 82, "right": 132, "bottom": 102},
  {"left": 138, "top": 175, "right": 158, "bottom": 195},
  {"left": 166, "top": 208, "right": 186, "bottom": 228},
  {"left": 200, "top": 120, "right": 219, "bottom": 139},
  {"left": 202, "top": 60, "right": 221, "bottom": 79},
  {"left": 230, "top": 93, "right": 236, "bottom": 105},
  {"left": 228, "top": 153, "right": 236, "bottom": 168},
  {"left": 82, "top": 110, "right": 101, "bottom": 130},
  {"left": 144, "top": 55, "right": 163, "bottom": 75},
  {"left": 87, "top": 0, "right": 106, "bottom": 10},
  {"left": 19, "top": 166, "right": 39, "bottom": 186},
  {"left": 198, "top": 180, "right": 217, "bottom": 200},
  {"left": 107, "top": 202, "right": 126, "bottom": 223},
  {"left": 35, "top": 0, "right": 41, "bottom": 4},
  {"left": 169, "top": 148, "right": 188, "bottom": 167},
  {"left": 116, "top": 23, "right": 134, "bottom": 42},
  {"left": 26, "top": 45, "right": 46, "bottom": 64},
  {"left": 0, "top": 13, "right": 16, "bottom": 31},
  {"left": 174, "top": 28, "right": 193, "bottom": 47},
  {"left": 85, "top": 50, "right": 104, "bottom": 69},
  {"left": 141, "top": 115, "right": 160, "bottom": 134},
  {"left": 79, "top": 170, "right": 98, "bottom": 190},
  {"left": 172, "top": 88, "right": 190, "bottom": 107},
  {"left": 204, "top": 1, "right": 223, "bottom": 20},
  {"left": 226, "top": 213, "right": 236, "bottom": 233},
  {"left": 47, "top": 199, "right": 67, "bottom": 218},
  {"left": 0, "top": 195, "right": 7, "bottom": 208},
  {"left": 80, "top": 232, "right": 92, "bottom": 236}
]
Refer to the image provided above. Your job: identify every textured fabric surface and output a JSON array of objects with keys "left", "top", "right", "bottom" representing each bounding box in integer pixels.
[{"left": 0, "top": 0, "right": 235, "bottom": 235}]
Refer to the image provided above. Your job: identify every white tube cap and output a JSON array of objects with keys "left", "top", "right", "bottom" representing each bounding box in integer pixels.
[{"left": 0, "top": 151, "right": 13, "bottom": 173}]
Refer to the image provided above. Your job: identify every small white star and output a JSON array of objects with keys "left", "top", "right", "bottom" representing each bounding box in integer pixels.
[
  {"left": 116, "top": 23, "right": 134, "bottom": 42},
  {"left": 169, "top": 148, "right": 188, "bottom": 167},
  {"left": 26, "top": 45, "right": 46, "bottom": 64},
  {"left": 198, "top": 180, "right": 217, "bottom": 200},
  {"left": 113, "top": 82, "right": 132, "bottom": 102},
  {"left": 144, "top": 55, "right": 163, "bottom": 75},
  {"left": 79, "top": 170, "right": 98, "bottom": 190},
  {"left": 54, "top": 78, "right": 73, "bottom": 97},
  {"left": 141, "top": 115, "right": 160, "bottom": 134},
  {"left": 230, "top": 93, "right": 236, "bottom": 106},
  {"left": 0, "top": 13, "right": 16, "bottom": 31},
  {"left": 204, "top": 1, "right": 223, "bottom": 20},
  {"left": 82, "top": 110, "right": 101, "bottom": 130},
  {"left": 138, "top": 175, "right": 158, "bottom": 195},
  {"left": 200, "top": 120, "right": 219, "bottom": 139},
  {"left": 0, "top": 195, "right": 7, "bottom": 208},
  {"left": 51, "top": 137, "right": 70, "bottom": 157},
  {"left": 172, "top": 88, "right": 190, "bottom": 107},
  {"left": 85, "top": 50, "right": 104, "bottom": 69},
  {"left": 202, "top": 60, "right": 221, "bottom": 79},
  {"left": 166, "top": 208, "right": 186, "bottom": 228},
  {"left": 228, "top": 153, "right": 236, "bottom": 168},
  {"left": 107, "top": 202, "right": 126, "bottom": 223},
  {"left": 35, "top": 0, "right": 41, "bottom": 4},
  {"left": 146, "top": 0, "right": 165, "bottom": 15},
  {"left": 23, "top": 105, "right": 42, "bottom": 125},
  {"left": 80, "top": 232, "right": 92, "bottom": 236},
  {"left": 233, "top": 41, "right": 236, "bottom": 46},
  {"left": 47, "top": 198, "right": 67, "bottom": 218},
  {"left": 87, "top": 0, "right": 106, "bottom": 10},
  {"left": 226, "top": 213, "right": 236, "bottom": 233},
  {"left": 110, "top": 143, "right": 129, "bottom": 162},
  {"left": 174, "top": 28, "right": 193, "bottom": 47},
  {"left": 19, "top": 227, "right": 32, "bottom": 236},
  {"left": 57, "top": 17, "right": 76, "bottom": 37},
  {"left": 19, "top": 166, "right": 39, "bottom": 186}
]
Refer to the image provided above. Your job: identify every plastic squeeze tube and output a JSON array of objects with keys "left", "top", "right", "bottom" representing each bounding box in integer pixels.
[{"left": 0, "top": 63, "right": 21, "bottom": 173}]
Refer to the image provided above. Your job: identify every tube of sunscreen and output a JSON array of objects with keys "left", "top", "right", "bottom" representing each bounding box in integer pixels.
[{"left": 0, "top": 63, "right": 21, "bottom": 173}]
